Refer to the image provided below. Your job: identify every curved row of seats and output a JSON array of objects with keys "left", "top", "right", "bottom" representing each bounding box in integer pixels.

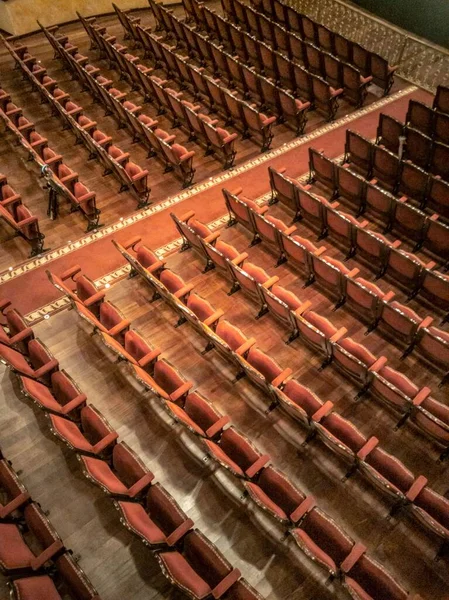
[
  {"left": 244, "top": 0, "right": 398, "bottom": 95},
  {"left": 6, "top": 40, "right": 151, "bottom": 208},
  {"left": 42, "top": 261, "right": 424, "bottom": 600},
  {"left": 311, "top": 141, "right": 449, "bottom": 271},
  {"left": 150, "top": 0, "right": 342, "bottom": 124},
  {"left": 0, "top": 171, "right": 46, "bottom": 257},
  {"left": 0, "top": 81, "right": 101, "bottom": 232},
  {"left": 45, "top": 19, "right": 238, "bottom": 173},
  {"left": 81, "top": 14, "right": 280, "bottom": 153},
  {"left": 170, "top": 205, "right": 449, "bottom": 460},
  {"left": 375, "top": 115, "right": 449, "bottom": 182},
  {"left": 222, "top": 182, "right": 449, "bottom": 392},
  {"left": 216, "top": 0, "right": 375, "bottom": 109},
  {"left": 0, "top": 299, "right": 263, "bottom": 600},
  {"left": 0, "top": 444, "right": 102, "bottom": 600}
]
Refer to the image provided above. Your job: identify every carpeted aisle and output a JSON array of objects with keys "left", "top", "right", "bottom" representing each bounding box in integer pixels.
[{"left": 0, "top": 86, "right": 432, "bottom": 317}]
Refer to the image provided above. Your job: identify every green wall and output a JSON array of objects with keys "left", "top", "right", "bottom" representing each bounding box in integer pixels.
[{"left": 351, "top": 0, "right": 449, "bottom": 49}]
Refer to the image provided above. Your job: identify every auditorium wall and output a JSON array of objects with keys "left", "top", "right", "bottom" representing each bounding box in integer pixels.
[
  {"left": 0, "top": 0, "right": 148, "bottom": 36},
  {"left": 351, "top": 0, "right": 449, "bottom": 49}
]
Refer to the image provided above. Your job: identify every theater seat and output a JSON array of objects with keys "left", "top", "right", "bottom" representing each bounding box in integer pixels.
[
  {"left": 20, "top": 370, "right": 87, "bottom": 418},
  {"left": 0, "top": 459, "right": 30, "bottom": 521},
  {"left": 0, "top": 502, "right": 64, "bottom": 573},
  {"left": 49, "top": 405, "right": 118, "bottom": 457},
  {"left": 131, "top": 357, "right": 193, "bottom": 402},
  {"left": 165, "top": 391, "right": 230, "bottom": 438},
  {"left": 0, "top": 301, "right": 34, "bottom": 352},
  {"left": 115, "top": 483, "right": 194, "bottom": 547},
  {"left": 203, "top": 427, "right": 270, "bottom": 479},
  {"left": 156, "top": 530, "right": 241, "bottom": 599},
  {"left": 0, "top": 339, "right": 59, "bottom": 384}
]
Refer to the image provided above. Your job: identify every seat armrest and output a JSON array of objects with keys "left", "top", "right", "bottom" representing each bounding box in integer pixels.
[
  {"left": 204, "top": 231, "right": 220, "bottom": 244},
  {"left": 92, "top": 431, "right": 119, "bottom": 453},
  {"left": 137, "top": 349, "right": 162, "bottom": 368},
  {"left": 382, "top": 290, "right": 395, "bottom": 302},
  {"left": 329, "top": 327, "right": 347, "bottom": 343},
  {"left": 271, "top": 367, "right": 293, "bottom": 389},
  {"left": 314, "top": 246, "right": 327, "bottom": 256},
  {"left": 0, "top": 299, "right": 12, "bottom": 313},
  {"left": 235, "top": 338, "right": 257, "bottom": 356},
  {"left": 61, "top": 265, "right": 82, "bottom": 281},
  {"left": 290, "top": 495, "right": 316, "bottom": 524},
  {"left": 211, "top": 569, "right": 241, "bottom": 599},
  {"left": 204, "top": 309, "right": 224, "bottom": 327},
  {"left": 34, "top": 359, "right": 59, "bottom": 378},
  {"left": 127, "top": 472, "right": 155, "bottom": 498},
  {"left": 124, "top": 235, "right": 142, "bottom": 250},
  {"left": 311, "top": 400, "right": 333, "bottom": 423},
  {"left": 174, "top": 283, "right": 195, "bottom": 300},
  {"left": 347, "top": 268, "right": 359, "bottom": 278},
  {"left": 368, "top": 356, "right": 388, "bottom": 373},
  {"left": 258, "top": 205, "right": 269, "bottom": 215},
  {"left": 84, "top": 291, "right": 106, "bottom": 307},
  {"left": 412, "top": 386, "right": 431, "bottom": 407},
  {"left": 418, "top": 316, "right": 433, "bottom": 330},
  {"left": 406, "top": 475, "right": 428, "bottom": 502},
  {"left": 169, "top": 381, "right": 194, "bottom": 403},
  {"left": 262, "top": 275, "right": 279, "bottom": 289},
  {"left": 391, "top": 240, "right": 402, "bottom": 249},
  {"left": 130, "top": 169, "right": 149, "bottom": 183},
  {"left": 356, "top": 436, "right": 378, "bottom": 460},
  {"left": 340, "top": 543, "right": 366, "bottom": 574},
  {"left": 284, "top": 225, "right": 296, "bottom": 236},
  {"left": 10, "top": 328, "right": 34, "bottom": 344},
  {"left": 231, "top": 187, "right": 243, "bottom": 196},
  {"left": 61, "top": 394, "right": 88, "bottom": 415},
  {"left": 206, "top": 416, "right": 231, "bottom": 438},
  {"left": 231, "top": 252, "right": 248, "bottom": 266},
  {"left": 0, "top": 492, "right": 31, "bottom": 518},
  {"left": 108, "top": 319, "right": 131, "bottom": 337},
  {"left": 31, "top": 540, "right": 65, "bottom": 570},
  {"left": 166, "top": 518, "right": 195, "bottom": 546},
  {"left": 245, "top": 454, "right": 270, "bottom": 478},
  {"left": 147, "top": 260, "right": 166, "bottom": 274}
]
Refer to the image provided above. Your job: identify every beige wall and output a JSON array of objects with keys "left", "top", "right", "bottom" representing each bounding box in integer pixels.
[{"left": 0, "top": 0, "right": 148, "bottom": 36}]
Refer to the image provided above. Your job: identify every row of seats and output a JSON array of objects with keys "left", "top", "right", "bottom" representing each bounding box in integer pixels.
[
  {"left": 0, "top": 445, "right": 102, "bottom": 600},
  {"left": 42, "top": 20, "right": 231, "bottom": 181},
  {"left": 0, "top": 299, "right": 263, "bottom": 600},
  {"left": 43, "top": 261, "right": 424, "bottom": 599},
  {"left": 308, "top": 145, "right": 449, "bottom": 279},
  {"left": 0, "top": 74, "right": 101, "bottom": 232},
  {"left": 405, "top": 98, "right": 449, "bottom": 144},
  {"left": 171, "top": 203, "right": 449, "bottom": 458},
  {"left": 245, "top": 0, "right": 398, "bottom": 95},
  {"left": 332, "top": 133, "right": 449, "bottom": 264},
  {"left": 0, "top": 171, "right": 46, "bottom": 257},
  {"left": 260, "top": 169, "right": 449, "bottom": 384},
  {"left": 8, "top": 40, "right": 151, "bottom": 208},
  {"left": 155, "top": 0, "right": 344, "bottom": 123},
  {"left": 375, "top": 115, "right": 449, "bottom": 218},
  {"left": 216, "top": 0, "right": 376, "bottom": 108},
  {"left": 89, "top": 17, "right": 279, "bottom": 153},
  {"left": 376, "top": 113, "right": 449, "bottom": 181}
]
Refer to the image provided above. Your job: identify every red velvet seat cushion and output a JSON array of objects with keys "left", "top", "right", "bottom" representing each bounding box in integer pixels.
[
  {"left": 81, "top": 456, "right": 128, "bottom": 495},
  {"left": 216, "top": 321, "right": 247, "bottom": 351},
  {"left": 272, "top": 285, "right": 302, "bottom": 310},
  {"left": 12, "top": 576, "right": 61, "bottom": 600},
  {"left": 189, "top": 219, "right": 211, "bottom": 239},
  {"left": 204, "top": 439, "right": 245, "bottom": 477},
  {"left": 246, "top": 348, "right": 281, "bottom": 382},
  {"left": 21, "top": 377, "right": 62, "bottom": 411},
  {"left": 243, "top": 263, "right": 269, "bottom": 284},
  {"left": 339, "top": 338, "right": 376, "bottom": 367},
  {"left": 216, "top": 240, "right": 239, "bottom": 260},
  {"left": 160, "top": 270, "right": 185, "bottom": 294},
  {"left": 303, "top": 311, "right": 337, "bottom": 337},
  {"left": 158, "top": 551, "right": 211, "bottom": 598},
  {"left": 282, "top": 380, "right": 322, "bottom": 416},
  {"left": 0, "top": 523, "right": 34, "bottom": 569},
  {"left": 118, "top": 501, "right": 166, "bottom": 544},
  {"left": 50, "top": 415, "right": 92, "bottom": 452}
]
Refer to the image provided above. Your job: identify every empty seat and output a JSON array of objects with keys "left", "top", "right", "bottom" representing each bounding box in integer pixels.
[
  {"left": 0, "top": 339, "right": 59, "bottom": 384},
  {"left": 80, "top": 441, "right": 154, "bottom": 497},
  {"left": 0, "top": 459, "right": 30, "bottom": 521},
  {"left": 156, "top": 530, "right": 241, "bottom": 600},
  {"left": 203, "top": 427, "right": 270, "bottom": 479},
  {"left": 165, "top": 391, "right": 230, "bottom": 438},
  {"left": 116, "top": 483, "right": 194, "bottom": 547},
  {"left": 20, "top": 370, "right": 86, "bottom": 418},
  {"left": 49, "top": 405, "right": 118, "bottom": 456}
]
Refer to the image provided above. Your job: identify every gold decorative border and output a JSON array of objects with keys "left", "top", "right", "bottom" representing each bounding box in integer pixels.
[
  {"left": 2, "top": 85, "right": 416, "bottom": 288},
  {"left": 24, "top": 173, "right": 314, "bottom": 324}
]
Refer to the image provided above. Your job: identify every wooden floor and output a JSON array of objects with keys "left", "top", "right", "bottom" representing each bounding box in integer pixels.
[
  {"left": 1, "top": 5, "right": 447, "bottom": 600},
  {"left": 0, "top": 202, "right": 448, "bottom": 599},
  {"left": 0, "top": 3, "right": 407, "bottom": 272}
]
